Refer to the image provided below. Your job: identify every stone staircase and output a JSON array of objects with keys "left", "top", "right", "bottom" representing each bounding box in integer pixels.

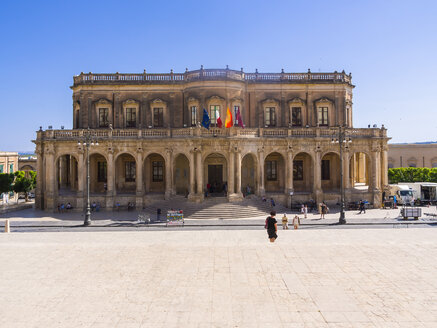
[{"left": 142, "top": 195, "right": 289, "bottom": 219}]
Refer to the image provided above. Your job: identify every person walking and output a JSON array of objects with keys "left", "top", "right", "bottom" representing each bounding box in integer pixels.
[
  {"left": 265, "top": 211, "right": 278, "bottom": 242},
  {"left": 300, "top": 204, "right": 305, "bottom": 215},
  {"left": 292, "top": 215, "right": 300, "bottom": 229},
  {"left": 321, "top": 202, "right": 327, "bottom": 219},
  {"left": 303, "top": 205, "right": 308, "bottom": 219},
  {"left": 281, "top": 214, "right": 289, "bottom": 230},
  {"left": 358, "top": 200, "right": 366, "bottom": 214},
  {"left": 270, "top": 197, "right": 276, "bottom": 208}
]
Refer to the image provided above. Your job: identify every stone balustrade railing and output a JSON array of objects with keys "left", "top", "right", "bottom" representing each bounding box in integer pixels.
[
  {"left": 73, "top": 69, "right": 352, "bottom": 85},
  {"left": 40, "top": 127, "right": 386, "bottom": 141}
]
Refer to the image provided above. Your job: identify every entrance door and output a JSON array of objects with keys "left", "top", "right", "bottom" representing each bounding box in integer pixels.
[{"left": 208, "top": 165, "right": 223, "bottom": 193}]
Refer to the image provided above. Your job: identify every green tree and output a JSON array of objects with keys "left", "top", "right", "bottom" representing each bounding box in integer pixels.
[
  {"left": 0, "top": 173, "right": 15, "bottom": 197},
  {"left": 12, "top": 171, "right": 36, "bottom": 202}
]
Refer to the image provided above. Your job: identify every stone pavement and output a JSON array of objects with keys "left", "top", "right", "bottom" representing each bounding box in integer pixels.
[
  {"left": 1, "top": 229, "right": 437, "bottom": 327},
  {"left": 1, "top": 206, "right": 437, "bottom": 228}
]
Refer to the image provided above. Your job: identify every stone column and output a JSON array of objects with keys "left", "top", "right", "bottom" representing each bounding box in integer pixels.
[
  {"left": 165, "top": 149, "right": 172, "bottom": 199},
  {"left": 76, "top": 151, "right": 84, "bottom": 210},
  {"left": 45, "top": 148, "right": 56, "bottom": 211},
  {"left": 381, "top": 146, "right": 388, "bottom": 188},
  {"left": 228, "top": 150, "right": 235, "bottom": 197},
  {"left": 286, "top": 150, "right": 294, "bottom": 193},
  {"left": 371, "top": 147, "right": 381, "bottom": 207},
  {"left": 257, "top": 148, "right": 265, "bottom": 196},
  {"left": 196, "top": 150, "right": 203, "bottom": 196},
  {"left": 236, "top": 151, "right": 242, "bottom": 195},
  {"left": 189, "top": 150, "right": 195, "bottom": 198},
  {"left": 313, "top": 149, "right": 322, "bottom": 204},
  {"left": 136, "top": 150, "right": 143, "bottom": 209},
  {"left": 35, "top": 146, "right": 44, "bottom": 209},
  {"left": 343, "top": 151, "right": 350, "bottom": 189}
]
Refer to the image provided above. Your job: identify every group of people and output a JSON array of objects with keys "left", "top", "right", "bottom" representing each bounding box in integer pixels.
[
  {"left": 205, "top": 181, "right": 227, "bottom": 197},
  {"left": 57, "top": 202, "right": 73, "bottom": 212},
  {"left": 91, "top": 202, "right": 101, "bottom": 212},
  {"left": 265, "top": 211, "right": 303, "bottom": 243}
]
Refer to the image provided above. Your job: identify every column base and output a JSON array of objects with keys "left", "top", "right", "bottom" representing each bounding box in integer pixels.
[
  {"left": 164, "top": 191, "right": 171, "bottom": 200},
  {"left": 313, "top": 189, "right": 323, "bottom": 205},
  {"left": 228, "top": 192, "right": 244, "bottom": 202},
  {"left": 189, "top": 194, "right": 204, "bottom": 203},
  {"left": 135, "top": 196, "right": 143, "bottom": 210}
]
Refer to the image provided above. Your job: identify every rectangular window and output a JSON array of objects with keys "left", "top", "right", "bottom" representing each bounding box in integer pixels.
[
  {"left": 152, "top": 161, "right": 164, "bottom": 182},
  {"left": 125, "top": 161, "right": 136, "bottom": 182},
  {"left": 9, "top": 164, "right": 13, "bottom": 173},
  {"left": 321, "top": 160, "right": 330, "bottom": 180},
  {"left": 97, "top": 162, "right": 107, "bottom": 182},
  {"left": 153, "top": 107, "right": 163, "bottom": 127},
  {"left": 99, "top": 108, "right": 109, "bottom": 127},
  {"left": 210, "top": 105, "right": 220, "bottom": 126},
  {"left": 318, "top": 107, "right": 329, "bottom": 126},
  {"left": 293, "top": 160, "right": 303, "bottom": 181},
  {"left": 233, "top": 105, "right": 239, "bottom": 124},
  {"left": 190, "top": 106, "right": 197, "bottom": 126},
  {"left": 265, "top": 107, "right": 276, "bottom": 127},
  {"left": 126, "top": 108, "right": 136, "bottom": 128},
  {"left": 266, "top": 160, "right": 277, "bottom": 181},
  {"left": 0, "top": 164, "right": 3, "bottom": 173},
  {"left": 291, "top": 107, "right": 302, "bottom": 126}
]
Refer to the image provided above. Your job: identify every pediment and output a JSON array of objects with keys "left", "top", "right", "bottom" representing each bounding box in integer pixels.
[
  {"left": 94, "top": 98, "right": 112, "bottom": 105},
  {"left": 123, "top": 99, "right": 139, "bottom": 105},
  {"left": 314, "top": 97, "right": 334, "bottom": 104},
  {"left": 150, "top": 98, "right": 166, "bottom": 104},
  {"left": 206, "top": 95, "right": 225, "bottom": 102},
  {"left": 288, "top": 97, "right": 305, "bottom": 105},
  {"left": 261, "top": 98, "right": 279, "bottom": 105}
]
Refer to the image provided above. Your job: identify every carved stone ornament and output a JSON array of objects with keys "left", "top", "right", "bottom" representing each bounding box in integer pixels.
[
  {"left": 207, "top": 95, "right": 225, "bottom": 102},
  {"left": 124, "top": 99, "right": 139, "bottom": 105},
  {"left": 151, "top": 98, "right": 166, "bottom": 104},
  {"left": 261, "top": 98, "right": 279, "bottom": 105},
  {"left": 287, "top": 97, "right": 305, "bottom": 105},
  {"left": 187, "top": 97, "right": 199, "bottom": 103},
  {"left": 314, "top": 97, "right": 334, "bottom": 104},
  {"left": 95, "top": 98, "right": 112, "bottom": 105}
]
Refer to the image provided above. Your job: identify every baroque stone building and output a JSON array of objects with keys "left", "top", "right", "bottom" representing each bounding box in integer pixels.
[
  {"left": 388, "top": 142, "right": 437, "bottom": 168},
  {"left": 34, "top": 67, "right": 389, "bottom": 211}
]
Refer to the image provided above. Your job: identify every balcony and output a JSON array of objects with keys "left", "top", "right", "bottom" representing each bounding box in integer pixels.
[
  {"left": 37, "top": 127, "right": 386, "bottom": 141},
  {"left": 73, "top": 68, "right": 352, "bottom": 86}
]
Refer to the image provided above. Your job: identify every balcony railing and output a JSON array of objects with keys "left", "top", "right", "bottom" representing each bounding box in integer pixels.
[
  {"left": 39, "top": 127, "right": 386, "bottom": 141},
  {"left": 73, "top": 69, "right": 352, "bottom": 86}
]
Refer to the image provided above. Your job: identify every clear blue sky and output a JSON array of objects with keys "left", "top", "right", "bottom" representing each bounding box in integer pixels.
[{"left": 1, "top": 0, "right": 436, "bottom": 151}]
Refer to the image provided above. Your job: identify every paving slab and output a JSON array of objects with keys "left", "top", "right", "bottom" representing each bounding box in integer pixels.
[{"left": 1, "top": 229, "right": 437, "bottom": 327}]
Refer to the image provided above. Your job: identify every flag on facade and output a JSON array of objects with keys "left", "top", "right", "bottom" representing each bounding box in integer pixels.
[
  {"left": 217, "top": 116, "right": 223, "bottom": 128},
  {"left": 225, "top": 107, "right": 233, "bottom": 128},
  {"left": 201, "top": 108, "right": 210, "bottom": 130},
  {"left": 236, "top": 107, "right": 245, "bottom": 128}
]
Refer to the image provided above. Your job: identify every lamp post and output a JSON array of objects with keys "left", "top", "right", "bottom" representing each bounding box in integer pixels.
[
  {"left": 78, "top": 128, "right": 98, "bottom": 226},
  {"left": 331, "top": 126, "right": 351, "bottom": 224}
]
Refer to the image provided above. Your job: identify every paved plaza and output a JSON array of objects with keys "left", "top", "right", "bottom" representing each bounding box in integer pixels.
[{"left": 1, "top": 229, "right": 437, "bottom": 327}]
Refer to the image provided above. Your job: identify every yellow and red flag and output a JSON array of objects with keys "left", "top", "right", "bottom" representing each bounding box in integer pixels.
[{"left": 225, "top": 107, "right": 233, "bottom": 128}]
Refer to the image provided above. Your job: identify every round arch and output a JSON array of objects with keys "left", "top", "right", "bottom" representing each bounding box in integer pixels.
[
  {"left": 204, "top": 153, "right": 228, "bottom": 194},
  {"left": 264, "top": 151, "right": 285, "bottom": 193},
  {"left": 173, "top": 153, "right": 190, "bottom": 195},
  {"left": 56, "top": 154, "right": 79, "bottom": 194},
  {"left": 321, "top": 151, "right": 340, "bottom": 191},
  {"left": 143, "top": 152, "right": 166, "bottom": 193},
  {"left": 115, "top": 152, "right": 137, "bottom": 194},
  {"left": 293, "top": 152, "right": 314, "bottom": 193},
  {"left": 349, "top": 151, "right": 371, "bottom": 190},
  {"left": 241, "top": 152, "right": 257, "bottom": 196}
]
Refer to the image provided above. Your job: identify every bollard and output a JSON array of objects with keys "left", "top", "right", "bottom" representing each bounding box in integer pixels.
[{"left": 4, "top": 219, "right": 10, "bottom": 233}]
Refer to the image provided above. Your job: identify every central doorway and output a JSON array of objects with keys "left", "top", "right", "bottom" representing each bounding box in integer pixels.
[{"left": 208, "top": 165, "right": 223, "bottom": 193}]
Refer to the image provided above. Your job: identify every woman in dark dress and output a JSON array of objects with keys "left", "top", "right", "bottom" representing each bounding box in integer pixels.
[{"left": 266, "top": 210, "right": 278, "bottom": 243}]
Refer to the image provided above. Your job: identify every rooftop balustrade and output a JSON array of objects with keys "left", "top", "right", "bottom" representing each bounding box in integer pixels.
[
  {"left": 37, "top": 127, "right": 386, "bottom": 141},
  {"left": 73, "top": 68, "right": 352, "bottom": 86}
]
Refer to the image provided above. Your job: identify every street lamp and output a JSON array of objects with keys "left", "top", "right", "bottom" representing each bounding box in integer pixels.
[
  {"left": 77, "top": 128, "right": 99, "bottom": 226},
  {"left": 331, "top": 126, "right": 352, "bottom": 224}
]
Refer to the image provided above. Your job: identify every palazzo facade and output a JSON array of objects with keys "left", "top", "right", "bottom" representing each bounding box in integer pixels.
[{"left": 34, "top": 67, "right": 389, "bottom": 211}]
